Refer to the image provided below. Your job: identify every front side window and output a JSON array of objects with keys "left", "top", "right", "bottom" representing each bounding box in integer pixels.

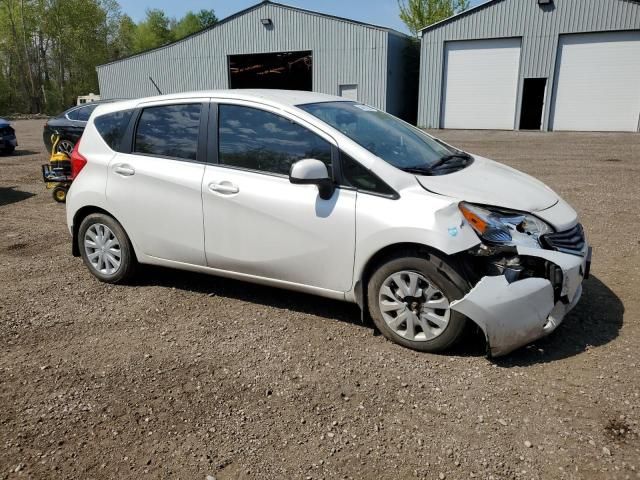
[
  {"left": 299, "top": 102, "right": 459, "bottom": 172},
  {"left": 218, "top": 104, "right": 332, "bottom": 176},
  {"left": 134, "top": 104, "right": 201, "bottom": 161}
]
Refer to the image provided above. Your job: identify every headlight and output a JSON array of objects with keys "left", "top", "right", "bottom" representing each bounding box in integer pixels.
[{"left": 459, "top": 202, "right": 552, "bottom": 248}]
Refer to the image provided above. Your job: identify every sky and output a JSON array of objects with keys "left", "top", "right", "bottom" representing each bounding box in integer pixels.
[{"left": 121, "top": 0, "right": 486, "bottom": 35}]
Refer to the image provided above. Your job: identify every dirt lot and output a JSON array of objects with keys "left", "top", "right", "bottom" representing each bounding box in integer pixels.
[{"left": 1, "top": 120, "right": 639, "bottom": 479}]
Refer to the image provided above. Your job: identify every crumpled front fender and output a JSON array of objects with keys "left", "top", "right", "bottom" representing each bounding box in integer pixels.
[{"left": 450, "top": 275, "right": 555, "bottom": 357}]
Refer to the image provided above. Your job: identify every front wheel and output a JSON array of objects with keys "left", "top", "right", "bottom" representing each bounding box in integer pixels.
[
  {"left": 367, "top": 252, "right": 469, "bottom": 353},
  {"left": 78, "top": 213, "right": 136, "bottom": 283}
]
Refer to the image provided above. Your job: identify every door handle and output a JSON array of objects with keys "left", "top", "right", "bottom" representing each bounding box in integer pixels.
[
  {"left": 113, "top": 164, "right": 135, "bottom": 176},
  {"left": 208, "top": 181, "right": 239, "bottom": 195}
]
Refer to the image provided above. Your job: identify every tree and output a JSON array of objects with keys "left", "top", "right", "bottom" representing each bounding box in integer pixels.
[
  {"left": 195, "top": 9, "right": 218, "bottom": 29},
  {"left": 112, "top": 14, "right": 136, "bottom": 58},
  {"left": 398, "top": 0, "right": 469, "bottom": 38},
  {"left": 133, "top": 8, "right": 171, "bottom": 52},
  {"left": 171, "top": 9, "right": 218, "bottom": 40},
  {"left": 0, "top": 2, "right": 218, "bottom": 115}
]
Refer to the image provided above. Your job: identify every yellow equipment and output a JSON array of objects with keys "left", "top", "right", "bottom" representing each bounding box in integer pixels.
[{"left": 41, "top": 133, "right": 73, "bottom": 203}]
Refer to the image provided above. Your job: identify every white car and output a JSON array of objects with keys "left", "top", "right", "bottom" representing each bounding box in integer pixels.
[{"left": 65, "top": 90, "right": 591, "bottom": 357}]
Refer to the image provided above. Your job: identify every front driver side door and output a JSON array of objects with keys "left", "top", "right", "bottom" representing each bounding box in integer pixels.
[{"left": 201, "top": 102, "right": 356, "bottom": 294}]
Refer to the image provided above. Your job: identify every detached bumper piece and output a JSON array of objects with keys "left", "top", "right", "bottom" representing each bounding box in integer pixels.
[
  {"left": 455, "top": 242, "right": 590, "bottom": 357},
  {"left": 451, "top": 276, "right": 555, "bottom": 357}
]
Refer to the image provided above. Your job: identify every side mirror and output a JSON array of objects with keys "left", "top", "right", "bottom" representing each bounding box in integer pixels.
[{"left": 289, "top": 159, "right": 335, "bottom": 200}]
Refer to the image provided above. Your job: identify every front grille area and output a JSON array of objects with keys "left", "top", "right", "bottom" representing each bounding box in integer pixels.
[{"left": 542, "top": 223, "right": 586, "bottom": 256}]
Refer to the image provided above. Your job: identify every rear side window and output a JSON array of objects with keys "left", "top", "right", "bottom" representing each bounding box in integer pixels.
[
  {"left": 67, "top": 104, "right": 97, "bottom": 121},
  {"left": 76, "top": 104, "right": 98, "bottom": 122},
  {"left": 341, "top": 152, "right": 396, "bottom": 197},
  {"left": 218, "top": 104, "right": 332, "bottom": 176},
  {"left": 134, "top": 104, "right": 201, "bottom": 161},
  {"left": 66, "top": 108, "right": 80, "bottom": 120},
  {"left": 94, "top": 109, "right": 134, "bottom": 152}
]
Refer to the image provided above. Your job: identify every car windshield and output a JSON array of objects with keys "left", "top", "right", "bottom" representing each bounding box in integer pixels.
[{"left": 298, "top": 101, "right": 458, "bottom": 171}]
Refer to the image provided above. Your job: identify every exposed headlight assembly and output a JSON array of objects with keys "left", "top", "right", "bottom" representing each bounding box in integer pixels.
[{"left": 459, "top": 202, "right": 552, "bottom": 249}]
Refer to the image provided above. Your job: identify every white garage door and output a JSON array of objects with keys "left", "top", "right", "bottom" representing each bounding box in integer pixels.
[
  {"left": 551, "top": 31, "right": 640, "bottom": 132},
  {"left": 442, "top": 38, "right": 522, "bottom": 130}
]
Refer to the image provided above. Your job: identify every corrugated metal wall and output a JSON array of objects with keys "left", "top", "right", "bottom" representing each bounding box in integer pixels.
[
  {"left": 98, "top": 3, "right": 412, "bottom": 114},
  {"left": 418, "top": 0, "right": 640, "bottom": 129}
]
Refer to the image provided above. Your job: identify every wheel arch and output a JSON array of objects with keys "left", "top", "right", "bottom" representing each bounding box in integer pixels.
[
  {"left": 355, "top": 242, "right": 470, "bottom": 311},
  {"left": 72, "top": 206, "right": 132, "bottom": 258}
]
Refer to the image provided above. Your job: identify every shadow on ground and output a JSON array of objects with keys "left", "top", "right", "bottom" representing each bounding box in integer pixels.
[
  {"left": 1, "top": 149, "right": 40, "bottom": 157},
  {"left": 135, "top": 266, "right": 365, "bottom": 328},
  {"left": 0, "top": 186, "right": 35, "bottom": 207},
  {"left": 495, "top": 275, "right": 623, "bottom": 367},
  {"left": 135, "top": 268, "right": 622, "bottom": 363}
]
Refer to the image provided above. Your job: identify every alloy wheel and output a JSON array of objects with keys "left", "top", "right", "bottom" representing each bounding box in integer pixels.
[
  {"left": 378, "top": 270, "right": 451, "bottom": 341},
  {"left": 56, "top": 139, "right": 74, "bottom": 155},
  {"left": 84, "top": 223, "right": 122, "bottom": 275}
]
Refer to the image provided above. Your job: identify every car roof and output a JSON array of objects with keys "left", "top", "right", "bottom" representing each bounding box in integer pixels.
[
  {"left": 0, "top": 118, "right": 9, "bottom": 126},
  {"left": 60, "top": 99, "right": 120, "bottom": 115},
  {"left": 97, "top": 90, "right": 350, "bottom": 113}
]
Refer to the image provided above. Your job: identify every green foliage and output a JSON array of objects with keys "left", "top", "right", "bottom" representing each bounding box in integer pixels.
[
  {"left": 133, "top": 8, "right": 172, "bottom": 52},
  {"left": 171, "top": 11, "right": 202, "bottom": 41},
  {"left": 0, "top": 1, "right": 218, "bottom": 115},
  {"left": 398, "top": 0, "right": 469, "bottom": 37},
  {"left": 195, "top": 9, "right": 218, "bottom": 29}
]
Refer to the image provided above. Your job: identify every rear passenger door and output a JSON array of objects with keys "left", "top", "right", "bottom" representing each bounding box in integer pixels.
[{"left": 105, "top": 100, "right": 208, "bottom": 265}]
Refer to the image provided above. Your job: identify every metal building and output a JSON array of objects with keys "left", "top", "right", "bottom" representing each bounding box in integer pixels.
[
  {"left": 418, "top": 0, "right": 640, "bottom": 132},
  {"left": 97, "top": 1, "right": 418, "bottom": 121}
]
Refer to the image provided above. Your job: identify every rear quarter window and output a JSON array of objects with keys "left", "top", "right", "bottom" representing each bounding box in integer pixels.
[{"left": 94, "top": 109, "right": 134, "bottom": 152}]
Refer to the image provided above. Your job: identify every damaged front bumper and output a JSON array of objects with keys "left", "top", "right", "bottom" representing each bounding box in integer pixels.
[{"left": 451, "top": 244, "right": 591, "bottom": 357}]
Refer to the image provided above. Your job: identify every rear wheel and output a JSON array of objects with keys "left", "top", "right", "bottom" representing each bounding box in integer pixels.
[
  {"left": 56, "top": 139, "right": 74, "bottom": 155},
  {"left": 367, "top": 251, "right": 469, "bottom": 353},
  {"left": 78, "top": 213, "right": 136, "bottom": 283},
  {"left": 2, "top": 146, "right": 15, "bottom": 155}
]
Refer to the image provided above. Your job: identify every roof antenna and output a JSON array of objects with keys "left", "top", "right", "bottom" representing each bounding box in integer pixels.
[{"left": 149, "top": 76, "right": 162, "bottom": 95}]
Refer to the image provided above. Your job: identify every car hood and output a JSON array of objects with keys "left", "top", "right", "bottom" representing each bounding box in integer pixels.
[
  {"left": 0, "top": 118, "right": 9, "bottom": 127},
  {"left": 416, "top": 155, "right": 558, "bottom": 212}
]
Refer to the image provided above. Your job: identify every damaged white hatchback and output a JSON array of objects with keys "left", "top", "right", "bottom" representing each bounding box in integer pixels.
[{"left": 66, "top": 90, "right": 591, "bottom": 357}]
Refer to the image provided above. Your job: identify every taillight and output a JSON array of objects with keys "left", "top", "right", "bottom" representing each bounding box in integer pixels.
[{"left": 70, "top": 140, "right": 87, "bottom": 179}]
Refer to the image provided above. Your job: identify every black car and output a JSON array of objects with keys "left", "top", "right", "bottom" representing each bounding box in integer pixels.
[
  {"left": 43, "top": 101, "right": 115, "bottom": 154},
  {"left": 0, "top": 118, "right": 17, "bottom": 155}
]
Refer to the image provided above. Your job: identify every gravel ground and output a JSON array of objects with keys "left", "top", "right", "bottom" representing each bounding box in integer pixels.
[{"left": 1, "top": 120, "right": 639, "bottom": 479}]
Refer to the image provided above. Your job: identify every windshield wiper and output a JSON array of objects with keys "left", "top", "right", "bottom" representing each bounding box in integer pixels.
[
  {"left": 428, "top": 152, "right": 472, "bottom": 171},
  {"left": 400, "top": 166, "right": 435, "bottom": 175},
  {"left": 401, "top": 152, "right": 472, "bottom": 175}
]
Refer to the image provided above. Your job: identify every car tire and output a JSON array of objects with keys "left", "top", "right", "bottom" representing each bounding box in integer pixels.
[
  {"left": 78, "top": 213, "right": 136, "bottom": 284},
  {"left": 367, "top": 250, "right": 469, "bottom": 353},
  {"left": 52, "top": 186, "right": 68, "bottom": 203},
  {"left": 2, "top": 146, "right": 15, "bottom": 155}
]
